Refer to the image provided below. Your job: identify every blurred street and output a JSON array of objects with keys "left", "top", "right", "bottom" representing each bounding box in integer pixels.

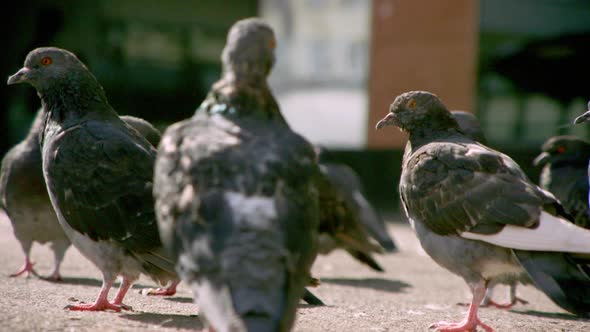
[{"left": 0, "top": 211, "right": 588, "bottom": 332}]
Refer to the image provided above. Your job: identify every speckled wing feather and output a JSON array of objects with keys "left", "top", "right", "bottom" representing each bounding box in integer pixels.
[
  {"left": 401, "top": 141, "right": 555, "bottom": 236},
  {"left": 45, "top": 119, "right": 162, "bottom": 253}
]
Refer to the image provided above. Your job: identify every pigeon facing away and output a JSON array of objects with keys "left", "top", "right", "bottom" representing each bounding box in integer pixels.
[
  {"left": 534, "top": 135, "right": 590, "bottom": 228},
  {"left": 377, "top": 91, "right": 590, "bottom": 331},
  {"left": 0, "top": 111, "right": 163, "bottom": 282},
  {"left": 7, "top": 47, "right": 177, "bottom": 311},
  {"left": 154, "top": 18, "right": 319, "bottom": 331},
  {"left": 450, "top": 110, "right": 530, "bottom": 308},
  {"left": 316, "top": 147, "right": 397, "bottom": 255}
]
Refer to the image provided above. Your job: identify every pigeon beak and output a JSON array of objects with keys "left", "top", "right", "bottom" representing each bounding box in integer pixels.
[
  {"left": 533, "top": 152, "right": 550, "bottom": 166},
  {"left": 573, "top": 110, "right": 590, "bottom": 124},
  {"left": 375, "top": 112, "right": 397, "bottom": 130},
  {"left": 7, "top": 67, "right": 31, "bottom": 85}
]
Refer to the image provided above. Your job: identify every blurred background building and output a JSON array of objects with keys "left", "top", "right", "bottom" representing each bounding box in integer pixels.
[{"left": 2, "top": 0, "right": 589, "bottom": 213}]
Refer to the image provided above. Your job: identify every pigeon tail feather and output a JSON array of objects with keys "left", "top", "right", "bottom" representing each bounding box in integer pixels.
[
  {"left": 461, "top": 211, "right": 590, "bottom": 254},
  {"left": 514, "top": 250, "right": 590, "bottom": 317}
]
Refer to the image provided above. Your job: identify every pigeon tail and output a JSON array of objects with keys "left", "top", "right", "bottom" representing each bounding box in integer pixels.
[
  {"left": 514, "top": 250, "right": 590, "bottom": 317},
  {"left": 461, "top": 211, "right": 590, "bottom": 254},
  {"left": 346, "top": 249, "right": 385, "bottom": 272}
]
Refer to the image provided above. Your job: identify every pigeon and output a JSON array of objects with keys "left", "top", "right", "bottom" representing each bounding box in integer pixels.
[
  {"left": 7, "top": 47, "right": 177, "bottom": 311},
  {"left": 154, "top": 18, "right": 319, "bottom": 331},
  {"left": 0, "top": 108, "right": 69, "bottom": 281},
  {"left": 0, "top": 111, "right": 163, "bottom": 282},
  {"left": 376, "top": 91, "right": 590, "bottom": 331},
  {"left": 316, "top": 147, "right": 397, "bottom": 255},
  {"left": 450, "top": 111, "right": 530, "bottom": 308},
  {"left": 534, "top": 135, "right": 590, "bottom": 229},
  {"left": 316, "top": 160, "right": 388, "bottom": 272}
]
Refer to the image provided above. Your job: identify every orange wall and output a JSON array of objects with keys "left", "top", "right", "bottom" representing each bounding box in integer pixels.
[{"left": 367, "top": 0, "right": 479, "bottom": 149}]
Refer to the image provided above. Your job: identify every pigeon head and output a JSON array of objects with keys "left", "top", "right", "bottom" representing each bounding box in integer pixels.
[
  {"left": 533, "top": 135, "right": 590, "bottom": 167},
  {"left": 573, "top": 101, "right": 590, "bottom": 124},
  {"left": 221, "top": 18, "right": 276, "bottom": 81},
  {"left": 8, "top": 47, "right": 92, "bottom": 91},
  {"left": 376, "top": 91, "right": 460, "bottom": 134}
]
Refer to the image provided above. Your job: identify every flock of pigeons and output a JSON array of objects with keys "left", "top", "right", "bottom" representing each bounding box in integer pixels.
[{"left": 1, "top": 17, "right": 590, "bottom": 332}]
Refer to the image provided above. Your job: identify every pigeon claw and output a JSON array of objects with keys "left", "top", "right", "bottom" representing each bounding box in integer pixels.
[
  {"left": 41, "top": 271, "right": 63, "bottom": 282},
  {"left": 9, "top": 259, "right": 39, "bottom": 278},
  {"left": 429, "top": 317, "right": 494, "bottom": 332},
  {"left": 65, "top": 300, "right": 123, "bottom": 312}
]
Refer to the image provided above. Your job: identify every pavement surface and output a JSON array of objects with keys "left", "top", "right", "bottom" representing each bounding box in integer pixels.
[{"left": 0, "top": 211, "right": 588, "bottom": 331}]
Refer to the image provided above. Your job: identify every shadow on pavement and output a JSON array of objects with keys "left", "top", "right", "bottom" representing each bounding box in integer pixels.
[
  {"left": 121, "top": 312, "right": 202, "bottom": 330},
  {"left": 320, "top": 277, "right": 411, "bottom": 293},
  {"left": 509, "top": 309, "right": 589, "bottom": 322},
  {"left": 46, "top": 277, "right": 102, "bottom": 287},
  {"left": 164, "top": 296, "right": 194, "bottom": 304}
]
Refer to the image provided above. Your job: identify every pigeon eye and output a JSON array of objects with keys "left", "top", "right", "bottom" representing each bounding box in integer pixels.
[
  {"left": 269, "top": 37, "right": 276, "bottom": 50},
  {"left": 406, "top": 99, "right": 417, "bottom": 109},
  {"left": 40, "top": 57, "right": 52, "bottom": 66},
  {"left": 556, "top": 146, "right": 566, "bottom": 154}
]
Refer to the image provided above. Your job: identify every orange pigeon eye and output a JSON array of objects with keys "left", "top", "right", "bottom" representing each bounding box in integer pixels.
[
  {"left": 407, "top": 99, "right": 417, "bottom": 109},
  {"left": 269, "top": 38, "right": 276, "bottom": 50},
  {"left": 556, "top": 146, "right": 566, "bottom": 154},
  {"left": 41, "top": 57, "right": 52, "bottom": 66}
]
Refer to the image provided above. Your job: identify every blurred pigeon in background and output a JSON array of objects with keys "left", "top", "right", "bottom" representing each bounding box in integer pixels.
[
  {"left": 154, "top": 18, "right": 320, "bottom": 331},
  {"left": 451, "top": 111, "right": 487, "bottom": 145},
  {"left": 377, "top": 91, "right": 590, "bottom": 331},
  {"left": 316, "top": 146, "right": 397, "bottom": 256},
  {"left": 0, "top": 109, "right": 69, "bottom": 281},
  {"left": 534, "top": 135, "right": 590, "bottom": 228},
  {"left": 7, "top": 47, "right": 178, "bottom": 311}
]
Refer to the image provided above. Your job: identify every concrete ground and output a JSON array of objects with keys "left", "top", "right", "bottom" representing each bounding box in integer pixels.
[{"left": 0, "top": 211, "right": 588, "bottom": 332}]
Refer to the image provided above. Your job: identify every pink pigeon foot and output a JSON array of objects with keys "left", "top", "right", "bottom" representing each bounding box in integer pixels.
[
  {"left": 142, "top": 281, "right": 179, "bottom": 296},
  {"left": 430, "top": 317, "right": 494, "bottom": 332},
  {"left": 483, "top": 296, "right": 528, "bottom": 309},
  {"left": 10, "top": 257, "right": 38, "bottom": 278},
  {"left": 110, "top": 276, "right": 134, "bottom": 311},
  {"left": 431, "top": 281, "right": 495, "bottom": 332},
  {"left": 66, "top": 299, "right": 123, "bottom": 312}
]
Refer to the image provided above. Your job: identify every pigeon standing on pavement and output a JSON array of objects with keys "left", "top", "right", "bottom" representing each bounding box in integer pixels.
[
  {"left": 450, "top": 110, "right": 530, "bottom": 308},
  {"left": 154, "top": 18, "right": 319, "bottom": 331},
  {"left": 7, "top": 47, "right": 177, "bottom": 311},
  {"left": 316, "top": 161, "right": 388, "bottom": 272},
  {"left": 0, "top": 111, "right": 162, "bottom": 282},
  {"left": 0, "top": 109, "right": 70, "bottom": 281},
  {"left": 376, "top": 91, "right": 590, "bottom": 331},
  {"left": 316, "top": 147, "right": 397, "bottom": 256},
  {"left": 534, "top": 135, "right": 590, "bottom": 228}
]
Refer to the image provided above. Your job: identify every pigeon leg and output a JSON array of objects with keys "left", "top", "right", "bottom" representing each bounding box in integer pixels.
[
  {"left": 430, "top": 281, "right": 494, "bottom": 332},
  {"left": 482, "top": 284, "right": 528, "bottom": 309},
  {"left": 111, "top": 276, "right": 134, "bottom": 310},
  {"left": 66, "top": 276, "right": 121, "bottom": 311},
  {"left": 10, "top": 255, "right": 38, "bottom": 278},
  {"left": 43, "top": 241, "right": 69, "bottom": 282}
]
